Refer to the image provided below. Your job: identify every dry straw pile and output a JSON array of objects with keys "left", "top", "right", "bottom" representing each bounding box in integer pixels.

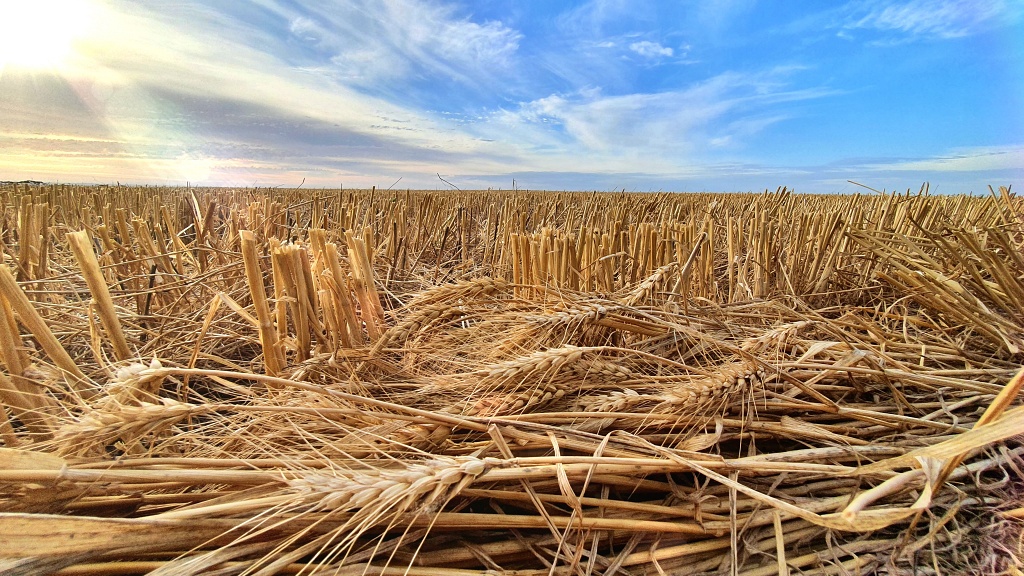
[{"left": 0, "top": 183, "right": 1022, "bottom": 575}]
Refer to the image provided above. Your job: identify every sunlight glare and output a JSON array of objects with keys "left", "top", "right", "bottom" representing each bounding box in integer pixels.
[{"left": 0, "top": 0, "right": 94, "bottom": 72}]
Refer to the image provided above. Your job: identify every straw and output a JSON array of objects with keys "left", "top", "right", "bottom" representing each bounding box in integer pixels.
[{"left": 0, "top": 183, "right": 1020, "bottom": 576}]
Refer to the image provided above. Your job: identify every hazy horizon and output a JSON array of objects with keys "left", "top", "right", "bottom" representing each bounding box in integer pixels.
[{"left": 1, "top": 1, "right": 1021, "bottom": 194}]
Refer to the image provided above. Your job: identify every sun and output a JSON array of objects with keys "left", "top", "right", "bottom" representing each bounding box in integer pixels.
[{"left": 0, "top": 0, "right": 94, "bottom": 72}]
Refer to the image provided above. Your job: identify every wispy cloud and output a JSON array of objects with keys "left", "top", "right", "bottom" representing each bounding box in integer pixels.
[
  {"left": 780, "top": 0, "right": 1018, "bottom": 46},
  {"left": 0, "top": 0, "right": 524, "bottom": 185},
  {"left": 279, "top": 0, "right": 521, "bottom": 93},
  {"left": 862, "top": 145, "right": 1024, "bottom": 172},
  {"left": 845, "top": 0, "right": 1015, "bottom": 40},
  {"left": 485, "top": 68, "right": 833, "bottom": 172},
  {"left": 629, "top": 41, "right": 673, "bottom": 58},
  {"left": 552, "top": 0, "right": 645, "bottom": 38}
]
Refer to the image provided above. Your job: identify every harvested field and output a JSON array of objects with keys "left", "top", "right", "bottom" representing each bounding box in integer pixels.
[{"left": 0, "top": 183, "right": 1022, "bottom": 575}]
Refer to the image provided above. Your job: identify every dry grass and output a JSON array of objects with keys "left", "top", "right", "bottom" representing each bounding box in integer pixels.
[{"left": 0, "top": 182, "right": 1021, "bottom": 575}]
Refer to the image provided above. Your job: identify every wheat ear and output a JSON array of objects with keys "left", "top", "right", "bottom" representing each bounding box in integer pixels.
[
  {"left": 53, "top": 398, "right": 205, "bottom": 457},
  {"left": 405, "top": 277, "right": 510, "bottom": 307},
  {"left": 656, "top": 360, "right": 767, "bottom": 412},
  {"left": 287, "top": 456, "right": 488, "bottom": 515}
]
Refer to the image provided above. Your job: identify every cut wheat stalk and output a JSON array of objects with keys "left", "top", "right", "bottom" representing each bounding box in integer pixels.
[
  {"left": 0, "top": 265, "right": 91, "bottom": 396},
  {"left": 66, "top": 230, "right": 132, "bottom": 362},
  {"left": 240, "top": 230, "right": 284, "bottom": 376}
]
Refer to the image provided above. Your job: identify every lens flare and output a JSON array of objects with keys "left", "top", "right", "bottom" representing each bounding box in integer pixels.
[{"left": 0, "top": 0, "right": 93, "bottom": 73}]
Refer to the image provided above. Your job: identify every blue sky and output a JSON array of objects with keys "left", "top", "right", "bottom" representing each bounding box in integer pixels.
[{"left": 0, "top": 0, "right": 1021, "bottom": 192}]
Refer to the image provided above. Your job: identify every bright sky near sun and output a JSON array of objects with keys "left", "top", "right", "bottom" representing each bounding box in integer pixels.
[{"left": 0, "top": 0, "right": 1021, "bottom": 192}]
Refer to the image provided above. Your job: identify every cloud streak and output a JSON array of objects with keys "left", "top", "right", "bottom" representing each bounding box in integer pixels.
[
  {"left": 277, "top": 0, "right": 522, "bottom": 98},
  {"left": 0, "top": 1, "right": 528, "bottom": 183},
  {"left": 629, "top": 41, "right": 673, "bottom": 58},
  {"left": 845, "top": 0, "right": 1016, "bottom": 40},
  {"left": 862, "top": 145, "right": 1024, "bottom": 172},
  {"left": 484, "top": 68, "right": 834, "bottom": 172}
]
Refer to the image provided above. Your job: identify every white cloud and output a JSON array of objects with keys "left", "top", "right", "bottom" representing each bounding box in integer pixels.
[
  {"left": 534, "top": 72, "right": 821, "bottom": 150},
  {"left": 438, "top": 19, "right": 520, "bottom": 64},
  {"left": 329, "top": 48, "right": 400, "bottom": 82},
  {"left": 288, "top": 17, "right": 325, "bottom": 45},
  {"left": 863, "top": 145, "right": 1024, "bottom": 172},
  {"left": 97, "top": 1, "right": 524, "bottom": 154},
  {"left": 629, "top": 41, "right": 673, "bottom": 58},
  {"left": 553, "top": 0, "right": 641, "bottom": 37},
  {"left": 847, "top": 0, "right": 1013, "bottom": 39},
  {"left": 279, "top": 1, "right": 521, "bottom": 88},
  {"left": 478, "top": 68, "right": 834, "bottom": 175},
  {"left": 0, "top": 0, "right": 532, "bottom": 187}
]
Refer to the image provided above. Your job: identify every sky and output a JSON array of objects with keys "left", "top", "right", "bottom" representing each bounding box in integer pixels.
[{"left": 0, "top": 0, "right": 1022, "bottom": 193}]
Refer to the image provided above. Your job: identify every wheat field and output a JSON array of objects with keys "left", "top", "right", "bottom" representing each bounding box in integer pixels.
[{"left": 0, "top": 182, "right": 1021, "bottom": 575}]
